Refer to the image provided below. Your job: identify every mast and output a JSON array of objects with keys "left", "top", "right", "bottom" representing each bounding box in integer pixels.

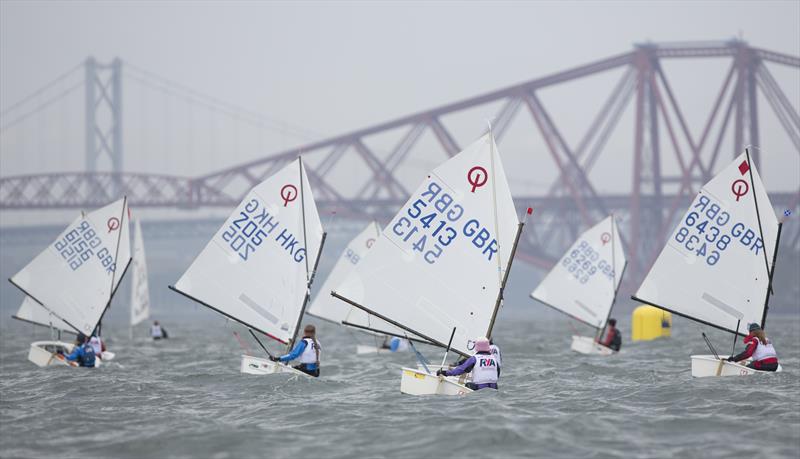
[
  {"left": 598, "top": 215, "right": 624, "bottom": 340},
  {"left": 486, "top": 216, "right": 526, "bottom": 339},
  {"left": 93, "top": 196, "right": 128, "bottom": 336},
  {"left": 288, "top": 157, "right": 327, "bottom": 352},
  {"left": 761, "top": 223, "right": 782, "bottom": 329}
]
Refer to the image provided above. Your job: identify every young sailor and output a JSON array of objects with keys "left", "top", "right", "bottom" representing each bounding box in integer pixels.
[
  {"left": 270, "top": 324, "right": 321, "bottom": 377},
  {"left": 64, "top": 334, "right": 96, "bottom": 368},
  {"left": 597, "top": 318, "right": 622, "bottom": 351},
  {"left": 89, "top": 334, "right": 105, "bottom": 356},
  {"left": 489, "top": 338, "right": 502, "bottom": 372},
  {"left": 436, "top": 337, "right": 499, "bottom": 391},
  {"left": 727, "top": 323, "right": 779, "bottom": 371},
  {"left": 151, "top": 320, "right": 168, "bottom": 340}
]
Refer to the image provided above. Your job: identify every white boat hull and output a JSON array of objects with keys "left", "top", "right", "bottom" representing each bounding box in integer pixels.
[
  {"left": 415, "top": 363, "right": 473, "bottom": 384},
  {"left": 356, "top": 345, "right": 391, "bottom": 355},
  {"left": 400, "top": 367, "right": 472, "bottom": 396},
  {"left": 28, "top": 341, "right": 110, "bottom": 367},
  {"left": 571, "top": 335, "right": 615, "bottom": 355},
  {"left": 240, "top": 354, "right": 312, "bottom": 377},
  {"left": 690, "top": 355, "right": 783, "bottom": 378}
]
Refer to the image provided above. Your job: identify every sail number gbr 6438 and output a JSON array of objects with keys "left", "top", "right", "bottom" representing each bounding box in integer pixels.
[
  {"left": 391, "top": 180, "right": 499, "bottom": 264},
  {"left": 672, "top": 194, "right": 766, "bottom": 266}
]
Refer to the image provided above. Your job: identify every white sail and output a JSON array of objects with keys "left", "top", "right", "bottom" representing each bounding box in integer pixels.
[
  {"left": 130, "top": 218, "right": 150, "bottom": 327},
  {"left": 531, "top": 215, "right": 626, "bottom": 329},
  {"left": 13, "top": 296, "right": 75, "bottom": 334},
  {"left": 10, "top": 198, "right": 132, "bottom": 336},
  {"left": 634, "top": 151, "right": 780, "bottom": 335},
  {"left": 306, "top": 222, "right": 380, "bottom": 324},
  {"left": 334, "top": 133, "right": 521, "bottom": 356},
  {"left": 173, "top": 158, "right": 324, "bottom": 344}
]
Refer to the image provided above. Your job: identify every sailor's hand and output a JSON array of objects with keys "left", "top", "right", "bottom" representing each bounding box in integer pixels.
[
  {"left": 436, "top": 369, "right": 447, "bottom": 377},
  {"left": 269, "top": 356, "right": 279, "bottom": 362},
  {"left": 725, "top": 356, "right": 735, "bottom": 362}
]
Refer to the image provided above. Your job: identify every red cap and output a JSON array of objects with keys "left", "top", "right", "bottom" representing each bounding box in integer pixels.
[{"left": 527, "top": 207, "right": 533, "bottom": 215}]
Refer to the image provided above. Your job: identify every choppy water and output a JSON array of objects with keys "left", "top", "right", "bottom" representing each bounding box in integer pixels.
[
  {"left": 1, "top": 222, "right": 799, "bottom": 458},
  {"left": 2, "top": 313, "right": 799, "bottom": 458}
]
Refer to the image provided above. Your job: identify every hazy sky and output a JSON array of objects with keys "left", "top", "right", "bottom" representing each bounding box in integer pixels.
[{"left": 1, "top": 1, "right": 798, "bottom": 199}]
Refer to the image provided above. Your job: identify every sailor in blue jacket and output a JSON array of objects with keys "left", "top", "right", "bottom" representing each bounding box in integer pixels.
[
  {"left": 270, "top": 324, "right": 321, "bottom": 377},
  {"left": 64, "top": 333, "right": 96, "bottom": 368}
]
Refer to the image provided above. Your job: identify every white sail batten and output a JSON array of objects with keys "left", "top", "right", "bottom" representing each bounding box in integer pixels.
[
  {"left": 130, "top": 218, "right": 151, "bottom": 327},
  {"left": 634, "top": 152, "right": 779, "bottom": 335},
  {"left": 10, "top": 198, "right": 132, "bottom": 336},
  {"left": 334, "top": 133, "right": 520, "bottom": 356},
  {"left": 307, "top": 222, "right": 381, "bottom": 324},
  {"left": 14, "top": 296, "right": 75, "bottom": 334},
  {"left": 531, "top": 215, "right": 626, "bottom": 329},
  {"left": 172, "top": 159, "right": 324, "bottom": 344}
]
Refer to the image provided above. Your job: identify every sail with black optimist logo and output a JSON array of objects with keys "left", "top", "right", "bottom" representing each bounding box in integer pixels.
[
  {"left": 633, "top": 151, "right": 780, "bottom": 335},
  {"left": 333, "top": 132, "right": 526, "bottom": 357},
  {"left": 531, "top": 215, "right": 627, "bottom": 330},
  {"left": 9, "top": 198, "right": 132, "bottom": 336},
  {"left": 171, "top": 158, "right": 325, "bottom": 345}
]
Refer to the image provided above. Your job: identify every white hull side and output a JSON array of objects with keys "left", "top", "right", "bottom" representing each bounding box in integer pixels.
[
  {"left": 356, "top": 345, "right": 391, "bottom": 355},
  {"left": 240, "top": 355, "right": 312, "bottom": 377},
  {"left": 571, "top": 335, "right": 615, "bottom": 356},
  {"left": 415, "top": 364, "right": 473, "bottom": 384},
  {"left": 690, "top": 355, "right": 783, "bottom": 378},
  {"left": 28, "top": 341, "right": 107, "bottom": 368},
  {"left": 400, "top": 367, "right": 472, "bottom": 396}
]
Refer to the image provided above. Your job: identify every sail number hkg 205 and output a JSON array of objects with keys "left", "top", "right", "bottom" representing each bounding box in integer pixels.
[
  {"left": 390, "top": 180, "right": 499, "bottom": 264},
  {"left": 221, "top": 197, "right": 307, "bottom": 263}
]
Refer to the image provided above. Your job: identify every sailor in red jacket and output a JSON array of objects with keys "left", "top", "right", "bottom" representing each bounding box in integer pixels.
[
  {"left": 597, "top": 318, "right": 621, "bottom": 351},
  {"left": 727, "top": 323, "right": 779, "bottom": 371}
]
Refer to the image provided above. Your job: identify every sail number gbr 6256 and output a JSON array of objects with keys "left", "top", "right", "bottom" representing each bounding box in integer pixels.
[{"left": 391, "top": 180, "right": 499, "bottom": 264}]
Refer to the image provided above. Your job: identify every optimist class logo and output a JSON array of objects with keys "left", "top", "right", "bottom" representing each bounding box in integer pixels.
[
  {"left": 366, "top": 238, "right": 375, "bottom": 248},
  {"left": 467, "top": 166, "right": 488, "bottom": 193},
  {"left": 107, "top": 217, "right": 120, "bottom": 233},
  {"left": 600, "top": 232, "right": 611, "bottom": 245},
  {"left": 280, "top": 184, "right": 298, "bottom": 206},
  {"left": 731, "top": 159, "right": 750, "bottom": 202}
]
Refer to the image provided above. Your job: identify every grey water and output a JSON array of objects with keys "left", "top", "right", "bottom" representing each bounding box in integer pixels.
[{"left": 1, "top": 221, "right": 799, "bottom": 459}]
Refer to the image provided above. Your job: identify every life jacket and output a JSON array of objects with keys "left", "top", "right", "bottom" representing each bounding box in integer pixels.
[
  {"left": 89, "top": 336, "right": 103, "bottom": 355},
  {"left": 80, "top": 343, "right": 96, "bottom": 367},
  {"left": 489, "top": 344, "right": 502, "bottom": 366},
  {"left": 471, "top": 352, "right": 499, "bottom": 385},
  {"left": 151, "top": 325, "right": 163, "bottom": 338},
  {"left": 610, "top": 328, "right": 622, "bottom": 351},
  {"left": 298, "top": 337, "right": 320, "bottom": 365},
  {"left": 750, "top": 337, "right": 778, "bottom": 362}
]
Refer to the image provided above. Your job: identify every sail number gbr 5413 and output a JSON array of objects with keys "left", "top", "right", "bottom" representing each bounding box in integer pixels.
[
  {"left": 391, "top": 180, "right": 499, "bottom": 264},
  {"left": 672, "top": 194, "right": 766, "bottom": 266}
]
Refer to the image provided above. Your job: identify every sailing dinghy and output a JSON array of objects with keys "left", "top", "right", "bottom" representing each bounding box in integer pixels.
[
  {"left": 332, "top": 132, "right": 528, "bottom": 395},
  {"left": 9, "top": 198, "right": 132, "bottom": 367},
  {"left": 530, "top": 215, "right": 627, "bottom": 355},
  {"left": 130, "top": 218, "right": 151, "bottom": 339},
  {"left": 632, "top": 150, "right": 783, "bottom": 377},
  {"left": 169, "top": 158, "right": 326, "bottom": 378},
  {"left": 306, "top": 221, "right": 415, "bottom": 354}
]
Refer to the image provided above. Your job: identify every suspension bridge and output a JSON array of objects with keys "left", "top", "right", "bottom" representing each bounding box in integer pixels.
[{"left": 1, "top": 39, "right": 798, "bottom": 287}]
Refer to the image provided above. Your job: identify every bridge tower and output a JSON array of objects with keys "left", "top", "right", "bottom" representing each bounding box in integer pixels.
[{"left": 84, "top": 57, "right": 123, "bottom": 174}]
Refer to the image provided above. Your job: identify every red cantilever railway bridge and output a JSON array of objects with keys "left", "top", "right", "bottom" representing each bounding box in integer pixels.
[{"left": 1, "top": 40, "right": 798, "bottom": 287}]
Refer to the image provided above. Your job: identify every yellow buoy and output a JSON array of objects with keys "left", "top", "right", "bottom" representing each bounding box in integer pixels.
[{"left": 631, "top": 305, "right": 671, "bottom": 342}]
